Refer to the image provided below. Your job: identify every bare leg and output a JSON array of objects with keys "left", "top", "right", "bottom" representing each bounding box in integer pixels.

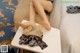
[
  {"left": 20, "top": 2, "right": 36, "bottom": 29},
  {"left": 32, "top": 0, "right": 51, "bottom": 30},
  {"left": 29, "top": 2, "right": 35, "bottom": 24},
  {"left": 39, "top": 0, "right": 53, "bottom": 12}
]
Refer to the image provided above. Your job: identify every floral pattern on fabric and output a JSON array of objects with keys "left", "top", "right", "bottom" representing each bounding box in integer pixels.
[{"left": 0, "top": 0, "right": 18, "bottom": 43}]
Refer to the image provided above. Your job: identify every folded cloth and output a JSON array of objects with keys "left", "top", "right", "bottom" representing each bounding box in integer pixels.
[{"left": 19, "top": 25, "right": 48, "bottom": 50}]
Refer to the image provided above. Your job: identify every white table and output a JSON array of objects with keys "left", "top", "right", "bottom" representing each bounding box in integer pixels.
[
  {"left": 42, "top": 28, "right": 61, "bottom": 53},
  {"left": 11, "top": 20, "right": 61, "bottom": 53}
]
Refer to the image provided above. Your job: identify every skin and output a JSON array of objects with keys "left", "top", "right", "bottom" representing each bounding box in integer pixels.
[
  {"left": 29, "top": 2, "right": 36, "bottom": 24},
  {"left": 18, "top": 0, "right": 52, "bottom": 30},
  {"left": 32, "top": 0, "right": 51, "bottom": 30},
  {"left": 20, "top": 2, "right": 36, "bottom": 29},
  {"left": 39, "top": 0, "right": 53, "bottom": 12}
]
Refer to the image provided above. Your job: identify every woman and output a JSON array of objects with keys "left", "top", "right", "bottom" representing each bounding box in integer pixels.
[{"left": 14, "top": 0, "right": 53, "bottom": 53}]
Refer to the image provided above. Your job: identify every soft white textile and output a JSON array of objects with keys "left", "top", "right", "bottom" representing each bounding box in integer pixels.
[{"left": 50, "top": 0, "right": 80, "bottom": 53}]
